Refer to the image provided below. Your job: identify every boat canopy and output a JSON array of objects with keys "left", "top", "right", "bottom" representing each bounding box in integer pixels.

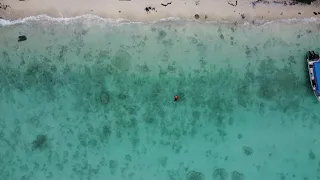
[{"left": 313, "top": 61, "right": 320, "bottom": 93}]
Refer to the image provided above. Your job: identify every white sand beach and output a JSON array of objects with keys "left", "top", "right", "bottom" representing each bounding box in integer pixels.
[{"left": 0, "top": 0, "right": 320, "bottom": 22}]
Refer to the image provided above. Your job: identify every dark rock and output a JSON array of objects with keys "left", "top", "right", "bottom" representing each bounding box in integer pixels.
[
  {"left": 100, "top": 91, "right": 110, "bottom": 104},
  {"left": 242, "top": 146, "right": 253, "bottom": 156},
  {"left": 32, "top": 134, "right": 47, "bottom": 150},
  {"left": 309, "top": 150, "right": 316, "bottom": 160},
  {"left": 232, "top": 171, "right": 244, "bottom": 180},
  {"left": 212, "top": 168, "right": 228, "bottom": 180},
  {"left": 18, "top": 35, "right": 27, "bottom": 42},
  {"left": 241, "top": 14, "right": 245, "bottom": 19},
  {"left": 194, "top": 14, "right": 200, "bottom": 19},
  {"left": 314, "top": 12, "right": 317, "bottom": 15},
  {"left": 187, "top": 170, "right": 205, "bottom": 180}
]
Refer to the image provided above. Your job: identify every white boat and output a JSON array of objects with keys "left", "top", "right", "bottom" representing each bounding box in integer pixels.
[{"left": 306, "top": 51, "right": 320, "bottom": 101}]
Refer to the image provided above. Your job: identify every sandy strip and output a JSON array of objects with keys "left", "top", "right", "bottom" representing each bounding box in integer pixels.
[{"left": 0, "top": 0, "right": 320, "bottom": 22}]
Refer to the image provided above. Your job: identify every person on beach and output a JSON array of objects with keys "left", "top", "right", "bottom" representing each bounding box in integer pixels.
[{"left": 174, "top": 95, "right": 179, "bottom": 103}]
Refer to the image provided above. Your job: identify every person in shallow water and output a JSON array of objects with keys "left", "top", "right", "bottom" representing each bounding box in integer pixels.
[
  {"left": 174, "top": 95, "right": 179, "bottom": 103},
  {"left": 309, "top": 51, "right": 319, "bottom": 59}
]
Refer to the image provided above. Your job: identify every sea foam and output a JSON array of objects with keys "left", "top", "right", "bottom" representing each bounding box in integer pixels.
[{"left": 0, "top": 14, "right": 319, "bottom": 27}]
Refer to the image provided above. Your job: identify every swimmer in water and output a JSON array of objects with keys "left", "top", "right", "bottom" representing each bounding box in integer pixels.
[{"left": 174, "top": 95, "right": 179, "bottom": 103}]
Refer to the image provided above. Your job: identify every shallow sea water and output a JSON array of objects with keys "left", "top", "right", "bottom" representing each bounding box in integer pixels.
[{"left": 1, "top": 17, "right": 320, "bottom": 180}]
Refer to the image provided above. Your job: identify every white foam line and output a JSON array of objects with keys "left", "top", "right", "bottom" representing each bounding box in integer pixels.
[{"left": 0, "top": 14, "right": 319, "bottom": 27}]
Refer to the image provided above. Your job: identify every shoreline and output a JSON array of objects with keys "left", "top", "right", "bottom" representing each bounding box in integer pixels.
[
  {"left": 1, "top": 14, "right": 320, "bottom": 27},
  {"left": 0, "top": 0, "right": 320, "bottom": 23}
]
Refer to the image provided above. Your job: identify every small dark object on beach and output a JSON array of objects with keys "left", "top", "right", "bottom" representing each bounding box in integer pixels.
[
  {"left": 205, "top": 15, "right": 208, "bottom": 19},
  {"left": 313, "top": 12, "right": 317, "bottom": 15},
  {"left": 161, "top": 1, "right": 172, "bottom": 6},
  {"left": 280, "top": 12, "right": 283, "bottom": 15},
  {"left": 32, "top": 134, "right": 47, "bottom": 150},
  {"left": 252, "top": 0, "right": 269, "bottom": 8},
  {"left": 298, "top": 12, "right": 301, "bottom": 15},
  {"left": 145, "top": 7, "right": 150, "bottom": 13},
  {"left": 241, "top": 14, "right": 245, "bottom": 19},
  {"left": 194, "top": 14, "right": 200, "bottom": 19},
  {"left": 295, "top": 0, "right": 315, "bottom": 4},
  {"left": 19, "top": 0, "right": 25, "bottom": 1},
  {"left": 0, "top": 4, "right": 10, "bottom": 10},
  {"left": 227, "top": 0, "right": 237, "bottom": 6},
  {"left": 18, "top": 35, "right": 27, "bottom": 42},
  {"left": 145, "top": 6, "right": 156, "bottom": 13},
  {"left": 119, "top": 11, "right": 121, "bottom": 13}
]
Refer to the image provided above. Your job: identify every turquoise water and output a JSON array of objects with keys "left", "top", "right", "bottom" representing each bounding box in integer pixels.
[{"left": 1, "top": 17, "right": 320, "bottom": 180}]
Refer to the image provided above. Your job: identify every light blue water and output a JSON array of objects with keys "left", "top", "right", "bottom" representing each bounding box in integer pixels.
[{"left": 1, "top": 17, "right": 320, "bottom": 180}]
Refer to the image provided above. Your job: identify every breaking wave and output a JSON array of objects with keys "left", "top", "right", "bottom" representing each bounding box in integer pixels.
[{"left": 0, "top": 14, "right": 319, "bottom": 27}]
